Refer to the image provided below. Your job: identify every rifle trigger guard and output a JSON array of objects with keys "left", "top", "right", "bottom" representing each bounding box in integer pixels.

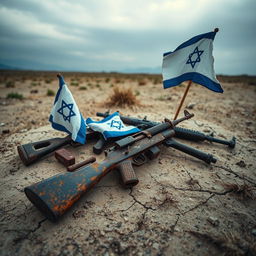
[{"left": 132, "top": 154, "right": 147, "bottom": 166}]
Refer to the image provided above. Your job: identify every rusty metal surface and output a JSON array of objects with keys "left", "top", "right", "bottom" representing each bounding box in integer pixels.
[
  {"left": 55, "top": 148, "right": 76, "bottom": 167},
  {"left": 25, "top": 127, "right": 175, "bottom": 221},
  {"left": 67, "top": 156, "right": 96, "bottom": 172}
]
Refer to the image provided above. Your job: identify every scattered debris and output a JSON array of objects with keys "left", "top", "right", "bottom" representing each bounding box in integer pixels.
[
  {"left": 236, "top": 160, "right": 246, "bottom": 168},
  {"left": 207, "top": 216, "right": 220, "bottom": 227}
]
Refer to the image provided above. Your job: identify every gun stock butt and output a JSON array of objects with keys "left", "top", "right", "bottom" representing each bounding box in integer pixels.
[
  {"left": 18, "top": 136, "right": 72, "bottom": 166},
  {"left": 24, "top": 162, "right": 109, "bottom": 221}
]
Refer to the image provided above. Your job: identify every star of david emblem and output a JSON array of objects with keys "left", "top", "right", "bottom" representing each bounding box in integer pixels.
[
  {"left": 107, "top": 120, "right": 124, "bottom": 130},
  {"left": 186, "top": 46, "right": 204, "bottom": 68},
  {"left": 57, "top": 100, "right": 76, "bottom": 122}
]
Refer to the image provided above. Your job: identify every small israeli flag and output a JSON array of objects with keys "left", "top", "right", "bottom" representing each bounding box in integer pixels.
[
  {"left": 86, "top": 112, "right": 140, "bottom": 139},
  {"left": 49, "top": 74, "right": 86, "bottom": 144},
  {"left": 162, "top": 30, "right": 223, "bottom": 93}
]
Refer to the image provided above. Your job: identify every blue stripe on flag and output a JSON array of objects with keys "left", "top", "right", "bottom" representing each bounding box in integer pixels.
[
  {"left": 103, "top": 128, "right": 139, "bottom": 139},
  {"left": 163, "top": 72, "right": 223, "bottom": 93},
  {"left": 49, "top": 114, "right": 71, "bottom": 135},
  {"left": 49, "top": 114, "right": 87, "bottom": 144},
  {"left": 54, "top": 75, "right": 66, "bottom": 104},
  {"left": 75, "top": 113, "right": 87, "bottom": 144},
  {"left": 163, "top": 31, "right": 216, "bottom": 57}
]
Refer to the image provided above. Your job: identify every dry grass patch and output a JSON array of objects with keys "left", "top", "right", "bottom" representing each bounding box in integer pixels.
[{"left": 105, "top": 86, "right": 139, "bottom": 107}]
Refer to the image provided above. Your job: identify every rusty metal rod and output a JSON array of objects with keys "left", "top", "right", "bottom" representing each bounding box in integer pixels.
[{"left": 67, "top": 156, "right": 96, "bottom": 172}]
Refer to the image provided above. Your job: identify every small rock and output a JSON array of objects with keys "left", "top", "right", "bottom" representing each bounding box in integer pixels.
[
  {"left": 207, "top": 216, "right": 220, "bottom": 226},
  {"left": 196, "top": 241, "right": 202, "bottom": 247},
  {"left": 152, "top": 242, "right": 159, "bottom": 250},
  {"left": 115, "top": 222, "right": 122, "bottom": 228},
  {"left": 30, "top": 89, "right": 38, "bottom": 94},
  {"left": 252, "top": 229, "right": 256, "bottom": 236},
  {"left": 236, "top": 160, "right": 246, "bottom": 168},
  {"left": 186, "top": 103, "right": 196, "bottom": 109},
  {"left": 2, "top": 129, "right": 10, "bottom": 134},
  {"left": 174, "top": 227, "right": 180, "bottom": 232},
  {"left": 0, "top": 123, "right": 5, "bottom": 127}
]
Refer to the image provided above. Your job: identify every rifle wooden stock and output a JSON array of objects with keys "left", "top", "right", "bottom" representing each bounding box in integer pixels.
[
  {"left": 17, "top": 129, "right": 97, "bottom": 166},
  {"left": 18, "top": 136, "right": 72, "bottom": 166}
]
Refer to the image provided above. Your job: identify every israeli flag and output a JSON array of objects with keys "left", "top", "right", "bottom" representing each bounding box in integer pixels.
[
  {"left": 86, "top": 112, "right": 140, "bottom": 139},
  {"left": 49, "top": 74, "right": 86, "bottom": 144},
  {"left": 162, "top": 31, "right": 223, "bottom": 93}
]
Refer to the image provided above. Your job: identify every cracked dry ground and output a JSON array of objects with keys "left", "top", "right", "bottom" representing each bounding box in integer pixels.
[{"left": 0, "top": 71, "right": 256, "bottom": 256}]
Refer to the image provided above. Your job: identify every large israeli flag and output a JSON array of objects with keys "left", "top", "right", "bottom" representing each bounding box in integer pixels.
[
  {"left": 86, "top": 112, "right": 140, "bottom": 139},
  {"left": 162, "top": 31, "right": 223, "bottom": 93},
  {"left": 49, "top": 74, "right": 86, "bottom": 144}
]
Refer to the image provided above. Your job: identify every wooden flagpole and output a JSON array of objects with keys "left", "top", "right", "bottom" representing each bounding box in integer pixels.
[{"left": 174, "top": 80, "right": 192, "bottom": 120}]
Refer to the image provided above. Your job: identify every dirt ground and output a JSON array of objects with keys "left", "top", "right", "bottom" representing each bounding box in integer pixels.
[{"left": 0, "top": 71, "right": 256, "bottom": 256}]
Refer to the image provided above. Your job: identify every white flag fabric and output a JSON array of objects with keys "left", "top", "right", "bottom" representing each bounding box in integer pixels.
[
  {"left": 86, "top": 112, "right": 140, "bottom": 140},
  {"left": 162, "top": 31, "right": 223, "bottom": 93},
  {"left": 49, "top": 74, "right": 86, "bottom": 144}
]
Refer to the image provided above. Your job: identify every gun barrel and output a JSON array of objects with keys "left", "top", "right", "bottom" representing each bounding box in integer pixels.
[
  {"left": 206, "top": 136, "right": 236, "bottom": 148},
  {"left": 97, "top": 112, "right": 236, "bottom": 148},
  {"left": 164, "top": 139, "right": 217, "bottom": 164}
]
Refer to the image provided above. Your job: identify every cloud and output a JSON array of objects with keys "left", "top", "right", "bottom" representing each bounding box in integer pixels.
[{"left": 0, "top": 0, "right": 255, "bottom": 74}]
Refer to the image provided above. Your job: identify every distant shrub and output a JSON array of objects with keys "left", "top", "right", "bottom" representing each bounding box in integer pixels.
[
  {"left": 47, "top": 89, "right": 55, "bottom": 96},
  {"left": 153, "top": 78, "right": 161, "bottom": 85},
  {"left": 7, "top": 92, "right": 23, "bottom": 100},
  {"left": 96, "top": 84, "right": 101, "bottom": 88},
  {"left": 31, "top": 82, "right": 39, "bottom": 86},
  {"left": 45, "top": 79, "right": 52, "bottom": 84},
  {"left": 105, "top": 78, "right": 110, "bottom": 83},
  {"left": 106, "top": 87, "right": 139, "bottom": 107},
  {"left": 6, "top": 81, "right": 15, "bottom": 88},
  {"left": 70, "top": 81, "right": 79, "bottom": 86},
  {"left": 138, "top": 80, "right": 147, "bottom": 86},
  {"left": 115, "top": 79, "right": 121, "bottom": 83},
  {"left": 79, "top": 86, "right": 87, "bottom": 90},
  {"left": 156, "top": 95, "right": 172, "bottom": 101}
]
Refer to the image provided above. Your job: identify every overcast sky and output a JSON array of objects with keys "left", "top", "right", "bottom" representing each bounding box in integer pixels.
[{"left": 0, "top": 0, "right": 256, "bottom": 75}]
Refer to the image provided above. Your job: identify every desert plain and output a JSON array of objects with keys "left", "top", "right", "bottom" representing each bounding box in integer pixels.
[{"left": 0, "top": 70, "right": 256, "bottom": 256}]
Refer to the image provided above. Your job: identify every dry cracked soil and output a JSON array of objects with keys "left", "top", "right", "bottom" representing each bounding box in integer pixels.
[{"left": 0, "top": 71, "right": 256, "bottom": 256}]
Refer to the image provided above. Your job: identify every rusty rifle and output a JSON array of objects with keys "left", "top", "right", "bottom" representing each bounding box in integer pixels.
[
  {"left": 97, "top": 111, "right": 236, "bottom": 148},
  {"left": 24, "top": 111, "right": 194, "bottom": 221}
]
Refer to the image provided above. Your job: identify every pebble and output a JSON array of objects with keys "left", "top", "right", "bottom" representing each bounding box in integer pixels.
[
  {"left": 0, "top": 123, "right": 5, "bottom": 127},
  {"left": 252, "top": 229, "right": 256, "bottom": 236},
  {"left": 20, "top": 129, "right": 28, "bottom": 133},
  {"left": 186, "top": 103, "right": 196, "bottom": 109},
  {"left": 207, "top": 216, "right": 220, "bottom": 226},
  {"left": 152, "top": 242, "right": 159, "bottom": 250},
  {"left": 236, "top": 160, "right": 246, "bottom": 168}
]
